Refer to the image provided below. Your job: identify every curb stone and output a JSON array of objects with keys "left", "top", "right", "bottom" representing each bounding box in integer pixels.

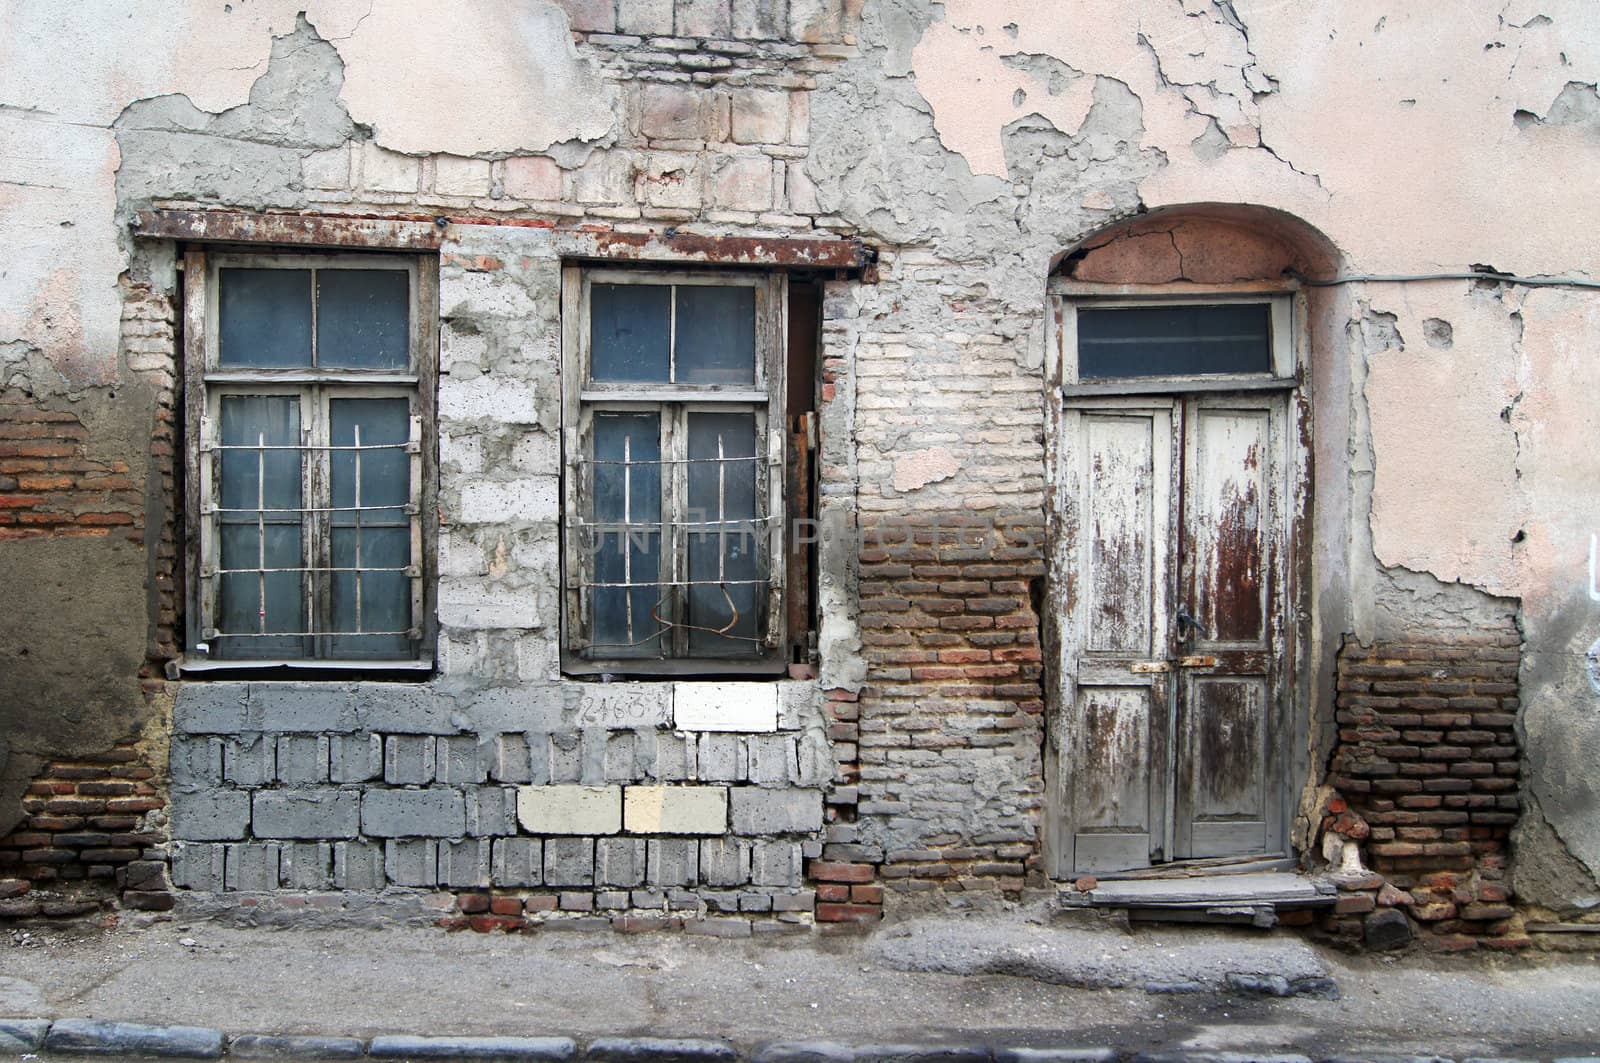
[
  {"left": 849, "top": 1047, "right": 991, "bottom": 1063},
  {"left": 586, "top": 1038, "right": 741, "bottom": 1063},
  {"left": 995, "top": 1051, "right": 1119, "bottom": 1063},
  {"left": 44, "top": 1018, "right": 225, "bottom": 1059},
  {"left": 368, "top": 1035, "right": 579, "bottom": 1061},
  {"left": 228, "top": 1033, "right": 368, "bottom": 1059},
  {"left": 752, "top": 1043, "right": 859, "bottom": 1063},
  {"left": 0, "top": 1019, "right": 50, "bottom": 1052}
]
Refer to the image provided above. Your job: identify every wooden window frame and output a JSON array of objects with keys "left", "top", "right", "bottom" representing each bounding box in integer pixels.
[
  {"left": 560, "top": 265, "right": 789, "bottom": 677},
  {"left": 179, "top": 248, "right": 439, "bottom": 672}
]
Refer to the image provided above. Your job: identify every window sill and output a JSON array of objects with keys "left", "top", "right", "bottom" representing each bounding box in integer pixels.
[{"left": 169, "top": 655, "right": 434, "bottom": 677}]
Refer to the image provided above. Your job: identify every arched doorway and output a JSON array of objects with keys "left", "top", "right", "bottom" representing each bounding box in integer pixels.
[{"left": 1043, "top": 205, "right": 1340, "bottom": 877}]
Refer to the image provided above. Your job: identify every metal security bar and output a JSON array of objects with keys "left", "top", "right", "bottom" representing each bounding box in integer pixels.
[
  {"left": 577, "top": 431, "right": 773, "bottom": 652},
  {"left": 199, "top": 406, "right": 422, "bottom": 648}
]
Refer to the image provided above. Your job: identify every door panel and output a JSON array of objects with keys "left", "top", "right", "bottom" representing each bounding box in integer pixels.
[
  {"left": 1186, "top": 406, "right": 1271, "bottom": 647},
  {"left": 1173, "top": 396, "right": 1286, "bottom": 862},
  {"left": 1054, "top": 403, "right": 1176, "bottom": 874}
]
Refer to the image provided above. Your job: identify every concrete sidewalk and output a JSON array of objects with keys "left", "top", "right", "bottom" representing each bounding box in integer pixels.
[{"left": 2, "top": 910, "right": 1598, "bottom": 1060}]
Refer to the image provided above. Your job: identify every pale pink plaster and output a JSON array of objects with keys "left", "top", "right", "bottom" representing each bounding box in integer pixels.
[{"left": 893, "top": 447, "right": 962, "bottom": 493}]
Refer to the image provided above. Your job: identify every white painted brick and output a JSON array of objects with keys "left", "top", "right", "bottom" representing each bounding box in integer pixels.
[
  {"left": 438, "top": 581, "right": 537, "bottom": 629},
  {"left": 434, "top": 154, "right": 492, "bottom": 197},
  {"left": 674, "top": 681, "right": 779, "bottom": 732},
  {"left": 502, "top": 155, "right": 563, "bottom": 200},
  {"left": 516, "top": 784, "right": 621, "bottom": 835},
  {"left": 439, "top": 375, "right": 539, "bottom": 424},
  {"left": 731, "top": 89, "right": 789, "bottom": 144},
  {"left": 359, "top": 142, "right": 420, "bottom": 193},
  {"left": 458, "top": 479, "right": 558, "bottom": 523},
  {"left": 623, "top": 785, "right": 728, "bottom": 834},
  {"left": 300, "top": 146, "right": 349, "bottom": 189}
]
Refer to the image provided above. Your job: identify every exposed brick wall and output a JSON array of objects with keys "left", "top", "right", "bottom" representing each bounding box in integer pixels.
[
  {"left": 854, "top": 511, "right": 1048, "bottom": 896},
  {"left": 122, "top": 280, "right": 182, "bottom": 668},
  {"left": 1323, "top": 633, "right": 1524, "bottom": 951},
  {"left": 0, "top": 400, "right": 144, "bottom": 543},
  {"left": 0, "top": 739, "right": 174, "bottom": 919}
]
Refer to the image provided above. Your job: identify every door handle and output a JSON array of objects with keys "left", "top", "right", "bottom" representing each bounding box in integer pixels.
[{"left": 1175, "top": 603, "right": 1206, "bottom": 642}]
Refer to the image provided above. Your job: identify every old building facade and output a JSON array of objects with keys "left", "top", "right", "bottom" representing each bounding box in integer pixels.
[{"left": 2, "top": 0, "right": 1598, "bottom": 949}]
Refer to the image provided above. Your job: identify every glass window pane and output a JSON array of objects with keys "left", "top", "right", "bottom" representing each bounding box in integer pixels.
[
  {"left": 316, "top": 269, "right": 410, "bottom": 370},
  {"left": 217, "top": 523, "right": 306, "bottom": 659},
  {"left": 675, "top": 285, "right": 756, "bottom": 385},
  {"left": 591, "top": 413, "right": 663, "bottom": 655},
  {"left": 219, "top": 269, "right": 312, "bottom": 368},
  {"left": 591, "top": 284, "right": 671, "bottom": 383},
  {"left": 686, "top": 412, "right": 760, "bottom": 656},
  {"left": 1077, "top": 304, "right": 1272, "bottom": 379},
  {"left": 219, "top": 396, "right": 301, "bottom": 514},
  {"left": 328, "top": 398, "right": 411, "bottom": 659}
]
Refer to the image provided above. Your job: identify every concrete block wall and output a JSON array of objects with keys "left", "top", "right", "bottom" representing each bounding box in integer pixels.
[{"left": 168, "top": 682, "right": 831, "bottom": 927}]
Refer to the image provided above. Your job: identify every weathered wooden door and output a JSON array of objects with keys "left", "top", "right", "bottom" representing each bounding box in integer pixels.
[{"left": 1051, "top": 394, "right": 1290, "bottom": 875}]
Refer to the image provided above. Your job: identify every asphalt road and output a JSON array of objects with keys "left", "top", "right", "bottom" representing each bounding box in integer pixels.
[{"left": 2, "top": 912, "right": 1598, "bottom": 1059}]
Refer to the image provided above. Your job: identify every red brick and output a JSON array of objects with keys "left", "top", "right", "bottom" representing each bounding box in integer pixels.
[
  {"left": 809, "top": 861, "right": 874, "bottom": 883},
  {"left": 815, "top": 902, "right": 881, "bottom": 923}
]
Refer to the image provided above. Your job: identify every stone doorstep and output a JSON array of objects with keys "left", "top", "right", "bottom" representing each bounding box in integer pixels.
[{"left": 1055, "top": 870, "right": 1338, "bottom": 929}]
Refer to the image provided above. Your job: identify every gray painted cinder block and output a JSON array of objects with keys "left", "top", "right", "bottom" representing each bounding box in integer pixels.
[
  {"left": 650, "top": 732, "right": 695, "bottom": 782},
  {"left": 249, "top": 684, "right": 357, "bottom": 732},
  {"left": 333, "top": 840, "right": 385, "bottom": 890},
  {"left": 751, "top": 840, "right": 803, "bottom": 886},
  {"left": 548, "top": 731, "right": 582, "bottom": 783},
  {"left": 730, "top": 788, "right": 824, "bottom": 835},
  {"left": 170, "top": 736, "right": 223, "bottom": 790},
  {"left": 697, "top": 734, "right": 747, "bottom": 782},
  {"left": 491, "top": 733, "right": 533, "bottom": 783},
  {"left": 603, "top": 731, "right": 638, "bottom": 784},
  {"left": 330, "top": 733, "right": 383, "bottom": 783},
  {"left": 385, "top": 839, "right": 439, "bottom": 887},
  {"left": 543, "top": 837, "right": 595, "bottom": 886},
  {"left": 223, "top": 736, "right": 276, "bottom": 786},
  {"left": 700, "top": 837, "right": 751, "bottom": 887},
  {"left": 436, "top": 735, "right": 487, "bottom": 784},
  {"left": 439, "top": 838, "right": 491, "bottom": 887},
  {"left": 492, "top": 837, "right": 542, "bottom": 887},
  {"left": 466, "top": 786, "right": 517, "bottom": 837},
  {"left": 747, "top": 735, "right": 798, "bottom": 786},
  {"left": 171, "top": 790, "right": 251, "bottom": 841},
  {"left": 595, "top": 837, "right": 646, "bottom": 887},
  {"left": 362, "top": 788, "right": 466, "bottom": 838},
  {"left": 355, "top": 684, "right": 459, "bottom": 735},
  {"left": 173, "top": 683, "right": 248, "bottom": 734},
  {"left": 280, "top": 841, "right": 333, "bottom": 890},
  {"left": 647, "top": 838, "right": 698, "bottom": 886},
  {"left": 385, "top": 735, "right": 437, "bottom": 785},
  {"left": 171, "top": 842, "right": 226, "bottom": 891},
  {"left": 276, "top": 735, "right": 330, "bottom": 784},
  {"left": 252, "top": 789, "right": 360, "bottom": 840},
  {"left": 462, "top": 686, "right": 571, "bottom": 733},
  {"left": 225, "top": 843, "right": 281, "bottom": 891}
]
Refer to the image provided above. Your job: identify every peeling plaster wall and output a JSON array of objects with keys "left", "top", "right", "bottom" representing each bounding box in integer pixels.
[{"left": 2, "top": 0, "right": 1599, "bottom": 912}]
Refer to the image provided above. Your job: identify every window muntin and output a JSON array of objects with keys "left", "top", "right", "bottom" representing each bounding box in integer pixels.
[
  {"left": 563, "top": 268, "right": 786, "bottom": 674},
  {"left": 191, "top": 253, "right": 431, "bottom": 667}
]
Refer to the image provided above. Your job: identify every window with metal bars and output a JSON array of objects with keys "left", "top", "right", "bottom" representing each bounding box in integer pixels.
[
  {"left": 561, "top": 267, "right": 788, "bottom": 675},
  {"left": 182, "top": 251, "right": 438, "bottom": 669}
]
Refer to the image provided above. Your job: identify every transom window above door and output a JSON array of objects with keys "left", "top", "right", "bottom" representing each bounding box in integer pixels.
[{"left": 1052, "top": 292, "right": 1296, "bottom": 395}]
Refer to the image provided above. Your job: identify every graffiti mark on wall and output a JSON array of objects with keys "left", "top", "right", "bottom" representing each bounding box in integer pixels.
[{"left": 1588, "top": 638, "right": 1600, "bottom": 696}]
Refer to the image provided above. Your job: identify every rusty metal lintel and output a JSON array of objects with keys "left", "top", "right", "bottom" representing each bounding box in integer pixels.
[
  {"left": 132, "top": 209, "right": 876, "bottom": 271},
  {"left": 133, "top": 209, "right": 444, "bottom": 250}
]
